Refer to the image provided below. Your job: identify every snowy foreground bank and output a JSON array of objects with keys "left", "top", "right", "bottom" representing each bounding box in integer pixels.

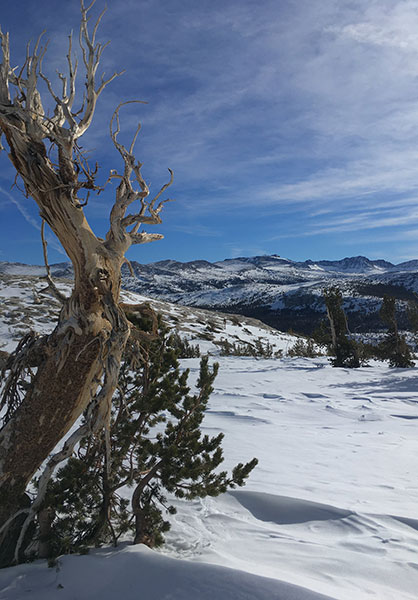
[{"left": 1, "top": 356, "right": 418, "bottom": 599}]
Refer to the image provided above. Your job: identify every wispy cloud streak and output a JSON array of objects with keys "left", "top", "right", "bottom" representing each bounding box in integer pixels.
[
  {"left": 2, "top": 0, "right": 418, "bottom": 263},
  {"left": 0, "top": 186, "right": 66, "bottom": 256}
]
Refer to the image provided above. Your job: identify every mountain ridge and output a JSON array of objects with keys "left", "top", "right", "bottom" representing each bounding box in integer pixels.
[
  {"left": 2, "top": 253, "right": 417, "bottom": 273},
  {"left": 1, "top": 255, "right": 418, "bottom": 334}
]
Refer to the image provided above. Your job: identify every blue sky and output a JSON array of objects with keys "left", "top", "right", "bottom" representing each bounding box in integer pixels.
[{"left": 1, "top": 0, "right": 418, "bottom": 265}]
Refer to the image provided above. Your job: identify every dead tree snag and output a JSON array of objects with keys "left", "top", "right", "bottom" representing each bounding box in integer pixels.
[{"left": 0, "top": 0, "right": 172, "bottom": 565}]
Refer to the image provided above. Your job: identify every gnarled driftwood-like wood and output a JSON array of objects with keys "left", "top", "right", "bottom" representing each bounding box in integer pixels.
[{"left": 0, "top": 0, "right": 172, "bottom": 565}]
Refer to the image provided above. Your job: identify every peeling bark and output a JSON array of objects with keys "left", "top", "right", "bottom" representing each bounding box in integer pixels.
[{"left": 0, "top": 0, "right": 173, "bottom": 564}]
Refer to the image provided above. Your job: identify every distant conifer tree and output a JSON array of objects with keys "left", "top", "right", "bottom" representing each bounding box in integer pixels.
[
  {"left": 311, "top": 320, "right": 332, "bottom": 348},
  {"left": 218, "top": 337, "right": 278, "bottom": 358},
  {"left": 323, "top": 287, "right": 360, "bottom": 368},
  {"left": 378, "top": 295, "right": 414, "bottom": 368},
  {"left": 287, "top": 337, "right": 319, "bottom": 358},
  {"left": 407, "top": 298, "right": 418, "bottom": 336}
]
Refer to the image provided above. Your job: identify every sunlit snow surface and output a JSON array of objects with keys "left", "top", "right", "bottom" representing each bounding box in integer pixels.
[
  {"left": 0, "top": 275, "right": 418, "bottom": 599},
  {"left": 162, "top": 357, "right": 418, "bottom": 600}
]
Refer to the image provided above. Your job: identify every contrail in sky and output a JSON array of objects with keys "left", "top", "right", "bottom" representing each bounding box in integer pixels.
[{"left": 0, "top": 185, "right": 66, "bottom": 256}]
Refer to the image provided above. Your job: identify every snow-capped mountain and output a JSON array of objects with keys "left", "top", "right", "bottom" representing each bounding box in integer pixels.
[
  {"left": 115, "top": 255, "right": 418, "bottom": 333},
  {"left": 2, "top": 255, "right": 418, "bottom": 333}
]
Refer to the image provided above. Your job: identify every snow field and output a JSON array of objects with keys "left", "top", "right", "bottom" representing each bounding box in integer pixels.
[
  {"left": 161, "top": 357, "right": 418, "bottom": 599},
  {"left": 0, "top": 275, "right": 417, "bottom": 598}
]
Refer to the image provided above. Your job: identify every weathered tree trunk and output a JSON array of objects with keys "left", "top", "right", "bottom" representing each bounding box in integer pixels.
[
  {"left": 0, "top": 1, "right": 172, "bottom": 565},
  {"left": 0, "top": 238, "right": 130, "bottom": 564},
  {"left": 0, "top": 135, "right": 128, "bottom": 517}
]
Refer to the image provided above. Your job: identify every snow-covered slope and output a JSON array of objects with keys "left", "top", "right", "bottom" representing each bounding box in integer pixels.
[
  {"left": 0, "top": 272, "right": 418, "bottom": 599},
  {"left": 0, "top": 272, "right": 295, "bottom": 356},
  {"left": 2, "top": 254, "right": 417, "bottom": 334},
  {"left": 0, "top": 543, "right": 334, "bottom": 600},
  {"left": 162, "top": 356, "right": 418, "bottom": 600}
]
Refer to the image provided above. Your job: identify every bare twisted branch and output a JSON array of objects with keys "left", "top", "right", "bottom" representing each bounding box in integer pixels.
[{"left": 105, "top": 102, "right": 174, "bottom": 252}]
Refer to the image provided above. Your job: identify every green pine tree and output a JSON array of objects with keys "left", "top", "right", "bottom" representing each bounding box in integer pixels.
[
  {"left": 287, "top": 337, "right": 319, "bottom": 358},
  {"left": 311, "top": 319, "right": 332, "bottom": 348},
  {"left": 378, "top": 295, "right": 414, "bottom": 368},
  {"left": 41, "top": 313, "right": 257, "bottom": 556},
  {"left": 323, "top": 287, "right": 360, "bottom": 368},
  {"left": 407, "top": 297, "right": 418, "bottom": 337}
]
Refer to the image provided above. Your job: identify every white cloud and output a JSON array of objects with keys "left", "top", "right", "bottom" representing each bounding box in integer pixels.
[{"left": 3, "top": 0, "right": 418, "bottom": 262}]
